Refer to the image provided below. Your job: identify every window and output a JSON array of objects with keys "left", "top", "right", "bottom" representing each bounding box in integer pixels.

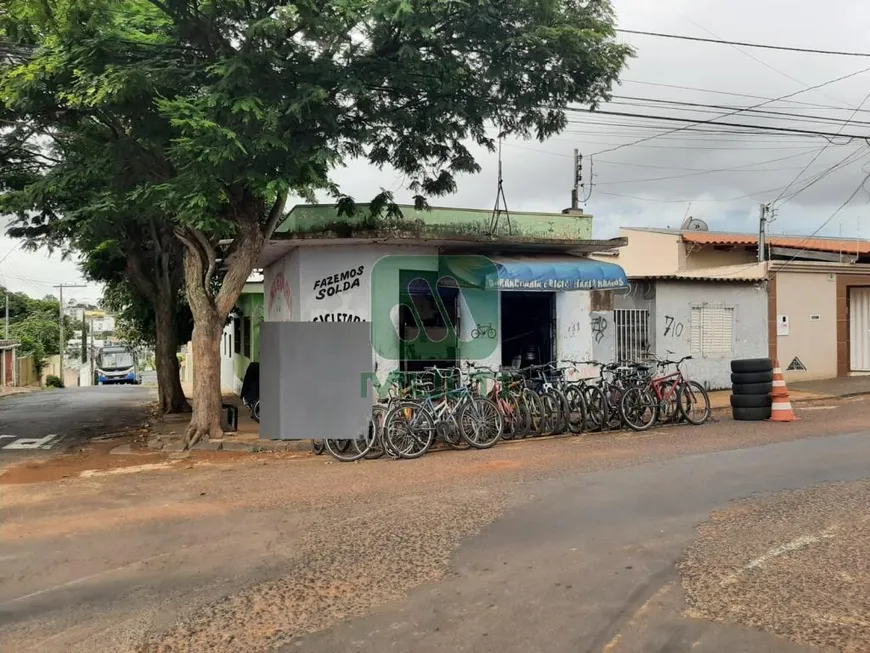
[
  {"left": 242, "top": 316, "right": 252, "bottom": 358},
  {"left": 614, "top": 309, "right": 651, "bottom": 362},
  {"left": 234, "top": 318, "right": 242, "bottom": 355},
  {"left": 690, "top": 305, "right": 734, "bottom": 355}
]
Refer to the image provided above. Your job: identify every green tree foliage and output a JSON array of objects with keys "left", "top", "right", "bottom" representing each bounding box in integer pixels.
[
  {"left": 100, "top": 277, "right": 193, "bottom": 349},
  {"left": 0, "top": 0, "right": 632, "bottom": 441},
  {"left": 0, "top": 286, "right": 73, "bottom": 368}
]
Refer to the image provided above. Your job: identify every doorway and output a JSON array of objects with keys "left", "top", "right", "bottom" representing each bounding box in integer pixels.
[
  {"left": 850, "top": 287, "right": 870, "bottom": 371},
  {"left": 500, "top": 292, "right": 555, "bottom": 368}
]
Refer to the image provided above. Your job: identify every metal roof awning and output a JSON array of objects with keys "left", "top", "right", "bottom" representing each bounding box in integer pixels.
[{"left": 442, "top": 255, "right": 628, "bottom": 292}]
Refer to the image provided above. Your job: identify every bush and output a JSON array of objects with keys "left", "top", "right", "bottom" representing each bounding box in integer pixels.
[{"left": 45, "top": 374, "right": 64, "bottom": 389}]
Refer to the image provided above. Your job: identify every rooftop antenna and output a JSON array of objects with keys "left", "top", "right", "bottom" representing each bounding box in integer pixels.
[{"left": 489, "top": 135, "right": 512, "bottom": 235}]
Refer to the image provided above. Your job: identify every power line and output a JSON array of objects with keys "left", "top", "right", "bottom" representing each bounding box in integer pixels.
[
  {"left": 592, "top": 148, "right": 831, "bottom": 186},
  {"left": 773, "top": 87, "right": 870, "bottom": 204},
  {"left": 621, "top": 79, "right": 870, "bottom": 114},
  {"left": 594, "top": 185, "right": 786, "bottom": 204},
  {"left": 682, "top": 17, "right": 853, "bottom": 109},
  {"left": 608, "top": 96, "right": 870, "bottom": 129},
  {"left": 777, "top": 146, "right": 870, "bottom": 205},
  {"left": 575, "top": 108, "right": 870, "bottom": 141},
  {"left": 617, "top": 29, "right": 870, "bottom": 58},
  {"left": 587, "top": 65, "right": 870, "bottom": 156},
  {"left": 770, "top": 170, "right": 870, "bottom": 276}
]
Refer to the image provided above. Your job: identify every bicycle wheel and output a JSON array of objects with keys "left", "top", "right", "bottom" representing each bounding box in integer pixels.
[
  {"left": 563, "top": 385, "right": 587, "bottom": 434},
  {"left": 522, "top": 388, "right": 544, "bottom": 436},
  {"left": 364, "top": 405, "right": 389, "bottom": 459},
  {"left": 582, "top": 385, "right": 606, "bottom": 432},
  {"left": 324, "top": 414, "right": 377, "bottom": 462},
  {"left": 620, "top": 386, "right": 657, "bottom": 432},
  {"left": 677, "top": 381, "right": 711, "bottom": 425},
  {"left": 383, "top": 401, "right": 435, "bottom": 459},
  {"left": 459, "top": 397, "right": 504, "bottom": 449},
  {"left": 504, "top": 392, "right": 528, "bottom": 439},
  {"left": 604, "top": 386, "right": 624, "bottom": 430},
  {"left": 441, "top": 396, "right": 471, "bottom": 450}
]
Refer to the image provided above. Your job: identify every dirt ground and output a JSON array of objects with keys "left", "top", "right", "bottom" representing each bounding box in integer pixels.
[
  {"left": 2, "top": 396, "right": 869, "bottom": 652},
  {"left": 681, "top": 479, "right": 870, "bottom": 653}
]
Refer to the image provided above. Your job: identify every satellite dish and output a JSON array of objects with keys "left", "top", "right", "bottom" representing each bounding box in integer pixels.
[{"left": 680, "top": 216, "right": 709, "bottom": 231}]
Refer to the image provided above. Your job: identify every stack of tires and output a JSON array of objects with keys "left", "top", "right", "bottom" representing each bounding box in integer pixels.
[{"left": 730, "top": 358, "right": 774, "bottom": 421}]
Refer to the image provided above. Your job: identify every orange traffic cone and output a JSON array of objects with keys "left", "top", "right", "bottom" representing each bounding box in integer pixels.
[{"left": 768, "top": 360, "right": 799, "bottom": 422}]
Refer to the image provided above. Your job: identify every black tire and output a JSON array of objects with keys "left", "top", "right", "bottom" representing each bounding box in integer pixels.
[
  {"left": 732, "top": 405, "right": 772, "bottom": 421},
  {"left": 731, "top": 382, "right": 774, "bottom": 395},
  {"left": 621, "top": 386, "right": 657, "bottom": 432},
  {"left": 731, "top": 371, "right": 774, "bottom": 384},
  {"left": 678, "top": 381, "right": 712, "bottom": 425},
  {"left": 730, "top": 358, "right": 773, "bottom": 374},
  {"left": 563, "top": 385, "right": 588, "bottom": 434},
  {"left": 583, "top": 385, "right": 606, "bottom": 432},
  {"left": 730, "top": 393, "right": 772, "bottom": 408},
  {"left": 312, "top": 440, "right": 325, "bottom": 455}
]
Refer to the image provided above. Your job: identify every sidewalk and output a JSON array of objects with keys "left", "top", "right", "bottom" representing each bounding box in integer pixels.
[
  {"left": 708, "top": 374, "right": 870, "bottom": 410},
  {"left": 147, "top": 392, "right": 311, "bottom": 453}
]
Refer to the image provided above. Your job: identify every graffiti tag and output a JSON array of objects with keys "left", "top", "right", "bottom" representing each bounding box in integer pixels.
[
  {"left": 591, "top": 315, "right": 608, "bottom": 344},
  {"left": 269, "top": 271, "right": 292, "bottom": 315},
  {"left": 663, "top": 316, "right": 684, "bottom": 338}
]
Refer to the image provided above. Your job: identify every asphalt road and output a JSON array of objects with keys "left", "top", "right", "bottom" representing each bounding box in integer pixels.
[
  {"left": 287, "top": 433, "right": 870, "bottom": 653},
  {"left": 3, "top": 398, "right": 870, "bottom": 652},
  {"left": 0, "top": 386, "right": 154, "bottom": 454}
]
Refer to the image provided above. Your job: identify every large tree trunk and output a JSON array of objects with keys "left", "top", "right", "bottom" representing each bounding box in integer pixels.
[
  {"left": 154, "top": 302, "right": 190, "bottom": 414},
  {"left": 178, "top": 193, "right": 286, "bottom": 448},
  {"left": 185, "top": 310, "right": 224, "bottom": 443}
]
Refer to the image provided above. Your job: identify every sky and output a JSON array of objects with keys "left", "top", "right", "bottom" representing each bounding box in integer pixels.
[{"left": 3, "top": 0, "right": 870, "bottom": 302}]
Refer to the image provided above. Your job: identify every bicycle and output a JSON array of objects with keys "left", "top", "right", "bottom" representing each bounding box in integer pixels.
[
  {"left": 382, "top": 367, "right": 504, "bottom": 458},
  {"left": 620, "top": 355, "right": 711, "bottom": 431},
  {"left": 470, "top": 323, "right": 497, "bottom": 339}
]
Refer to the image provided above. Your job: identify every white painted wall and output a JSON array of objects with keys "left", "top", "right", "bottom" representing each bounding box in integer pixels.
[
  {"left": 264, "top": 248, "right": 300, "bottom": 322},
  {"left": 556, "top": 291, "right": 597, "bottom": 380},
  {"left": 653, "top": 281, "right": 768, "bottom": 389}
]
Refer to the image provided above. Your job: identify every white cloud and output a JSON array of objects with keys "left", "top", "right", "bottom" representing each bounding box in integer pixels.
[{"left": 6, "top": 0, "right": 870, "bottom": 298}]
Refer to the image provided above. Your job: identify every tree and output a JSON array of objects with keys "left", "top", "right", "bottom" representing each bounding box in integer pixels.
[
  {"left": 100, "top": 274, "right": 195, "bottom": 410},
  {"left": 0, "top": 286, "right": 73, "bottom": 371},
  {"left": 1, "top": 0, "right": 632, "bottom": 444}
]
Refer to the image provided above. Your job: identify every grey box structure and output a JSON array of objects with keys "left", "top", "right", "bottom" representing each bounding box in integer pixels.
[{"left": 260, "top": 322, "right": 373, "bottom": 440}]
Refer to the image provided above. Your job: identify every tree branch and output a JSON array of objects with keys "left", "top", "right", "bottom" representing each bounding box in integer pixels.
[{"left": 263, "top": 189, "right": 289, "bottom": 240}]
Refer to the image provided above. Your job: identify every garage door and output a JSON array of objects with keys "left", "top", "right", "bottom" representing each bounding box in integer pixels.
[{"left": 850, "top": 287, "right": 870, "bottom": 371}]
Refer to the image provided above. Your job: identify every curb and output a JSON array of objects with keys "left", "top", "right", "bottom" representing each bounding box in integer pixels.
[{"left": 146, "top": 436, "right": 312, "bottom": 454}]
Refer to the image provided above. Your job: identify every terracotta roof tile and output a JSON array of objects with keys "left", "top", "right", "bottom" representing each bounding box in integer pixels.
[{"left": 682, "top": 232, "right": 870, "bottom": 255}]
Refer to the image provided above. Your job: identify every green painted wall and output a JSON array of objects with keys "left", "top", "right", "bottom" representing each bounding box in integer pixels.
[
  {"left": 233, "top": 286, "right": 264, "bottom": 381},
  {"left": 277, "top": 204, "right": 593, "bottom": 241}
]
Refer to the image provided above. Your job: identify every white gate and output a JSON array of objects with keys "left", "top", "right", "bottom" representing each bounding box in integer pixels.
[
  {"left": 614, "top": 309, "right": 650, "bottom": 363},
  {"left": 850, "top": 287, "right": 870, "bottom": 371}
]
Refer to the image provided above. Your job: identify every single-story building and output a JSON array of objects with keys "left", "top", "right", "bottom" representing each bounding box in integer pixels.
[
  {"left": 594, "top": 226, "right": 870, "bottom": 386},
  {"left": 253, "top": 203, "right": 630, "bottom": 389}
]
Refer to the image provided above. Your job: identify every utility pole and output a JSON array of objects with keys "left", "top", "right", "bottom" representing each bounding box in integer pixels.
[
  {"left": 758, "top": 204, "right": 769, "bottom": 263},
  {"left": 4, "top": 293, "right": 8, "bottom": 339},
  {"left": 571, "top": 149, "right": 583, "bottom": 210},
  {"left": 53, "top": 283, "right": 86, "bottom": 367}
]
